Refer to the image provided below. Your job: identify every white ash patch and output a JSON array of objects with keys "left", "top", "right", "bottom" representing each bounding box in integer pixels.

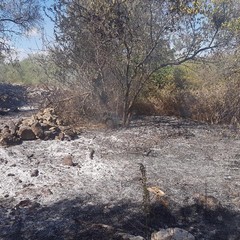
[{"left": 0, "top": 116, "right": 239, "bottom": 212}]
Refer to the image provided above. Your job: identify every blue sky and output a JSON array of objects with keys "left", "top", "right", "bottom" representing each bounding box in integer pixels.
[{"left": 14, "top": 0, "right": 55, "bottom": 60}]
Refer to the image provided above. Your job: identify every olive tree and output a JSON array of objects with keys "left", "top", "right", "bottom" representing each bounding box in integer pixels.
[
  {"left": 50, "top": 0, "right": 240, "bottom": 126},
  {"left": 0, "top": 0, "right": 42, "bottom": 60}
]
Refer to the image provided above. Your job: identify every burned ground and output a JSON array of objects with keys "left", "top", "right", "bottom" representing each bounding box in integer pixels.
[
  {"left": 0, "top": 84, "right": 27, "bottom": 113},
  {"left": 0, "top": 84, "right": 239, "bottom": 239}
]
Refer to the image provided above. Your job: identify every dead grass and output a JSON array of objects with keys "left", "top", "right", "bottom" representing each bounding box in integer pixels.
[
  {"left": 148, "top": 85, "right": 193, "bottom": 118},
  {"left": 146, "top": 79, "right": 240, "bottom": 125},
  {"left": 43, "top": 87, "right": 109, "bottom": 127},
  {"left": 52, "top": 81, "right": 240, "bottom": 127}
]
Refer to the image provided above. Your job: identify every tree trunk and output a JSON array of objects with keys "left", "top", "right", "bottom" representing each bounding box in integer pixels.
[
  {"left": 122, "top": 92, "right": 135, "bottom": 127},
  {"left": 122, "top": 101, "right": 129, "bottom": 127},
  {"left": 122, "top": 89, "right": 131, "bottom": 127}
]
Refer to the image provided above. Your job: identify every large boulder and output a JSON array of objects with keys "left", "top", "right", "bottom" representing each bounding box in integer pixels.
[
  {"left": 0, "top": 132, "right": 21, "bottom": 146},
  {"left": 43, "top": 130, "right": 57, "bottom": 140},
  {"left": 18, "top": 126, "right": 36, "bottom": 140},
  {"left": 5, "top": 121, "right": 17, "bottom": 135},
  {"left": 151, "top": 228, "right": 195, "bottom": 240},
  {"left": 31, "top": 121, "right": 44, "bottom": 139},
  {"left": 1, "top": 126, "right": 11, "bottom": 135}
]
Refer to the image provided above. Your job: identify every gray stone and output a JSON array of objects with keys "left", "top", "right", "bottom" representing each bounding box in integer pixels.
[
  {"left": 115, "top": 232, "right": 145, "bottom": 240},
  {"left": 1, "top": 122, "right": 17, "bottom": 135},
  {"left": 18, "top": 126, "right": 36, "bottom": 140},
  {"left": 62, "top": 154, "right": 74, "bottom": 166},
  {"left": 31, "top": 169, "right": 39, "bottom": 177},
  {"left": 0, "top": 132, "right": 21, "bottom": 146},
  {"left": 31, "top": 121, "right": 44, "bottom": 139},
  {"left": 44, "top": 130, "right": 56, "bottom": 140},
  {"left": 151, "top": 228, "right": 195, "bottom": 240},
  {"left": 193, "top": 194, "right": 222, "bottom": 211},
  {"left": 63, "top": 128, "right": 77, "bottom": 140},
  {"left": 7, "top": 121, "right": 17, "bottom": 134}
]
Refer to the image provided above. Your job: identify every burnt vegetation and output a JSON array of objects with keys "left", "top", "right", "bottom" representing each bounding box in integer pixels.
[
  {"left": 0, "top": 1, "right": 240, "bottom": 240},
  {"left": 0, "top": 195, "right": 239, "bottom": 240}
]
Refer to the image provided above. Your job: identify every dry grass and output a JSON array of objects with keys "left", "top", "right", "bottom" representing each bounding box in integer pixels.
[
  {"left": 44, "top": 87, "right": 108, "bottom": 127},
  {"left": 131, "top": 101, "right": 157, "bottom": 116},
  {"left": 53, "top": 81, "right": 240, "bottom": 126},
  {"left": 190, "top": 80, "right": 240, "bottom": 124},
  {"left": 146, "top": 79, "right": 240, "bottom": 125},
  {"left": 46, "top": 80, "right": 240, "bottom": 127},
  {"left": 148, "top": 85, "right": 193, "bottom": 118}
]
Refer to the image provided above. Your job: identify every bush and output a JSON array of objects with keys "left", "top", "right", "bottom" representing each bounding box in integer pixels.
[
  {"left": 46, "top": 86, "right": 120, "bottom": 128},
  {"left": 144, "top": 61, "right": 240, "bottom": 125},
  {"left": 148, "top": 80, "right": 240, "bottom": 124},
  {"left": 192, "top": 80, "right": 240, "bottom": 124}
]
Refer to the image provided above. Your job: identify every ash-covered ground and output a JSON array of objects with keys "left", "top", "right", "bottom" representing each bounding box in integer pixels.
[{"left": 0, "top": 84, "right": 239, "bottom": 240}]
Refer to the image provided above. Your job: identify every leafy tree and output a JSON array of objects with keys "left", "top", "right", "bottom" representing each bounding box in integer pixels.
[
  {"left": 152, "top": 66, "right": 189, "bottom": 90},
  {"left": 0, "top": 54, "right": 51, "bottom": 84},
  {"left": 0, "top": 0, "right": 42, "bottom": 60},
  {"left": 20, "top": 56, "right": 49, "bottom": 84},
  {"left": 0, "top": 62, "right": 22, "bottom": 83},
  {"left": 50, "top": 0, "right": 240, "bottom": 126}
]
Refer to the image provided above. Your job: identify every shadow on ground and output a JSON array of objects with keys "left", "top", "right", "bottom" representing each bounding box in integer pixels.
[
  {"left": 0, "top": 83, "right": 27, "bottom": 112},
  {"left": 0, "top": 196, "right": 239, "bottom": 240}
]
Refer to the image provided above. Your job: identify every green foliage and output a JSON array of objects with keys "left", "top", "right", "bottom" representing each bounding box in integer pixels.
[
  {"left": 20, "top": 58, "right": 46, "bottom": 84},
  {"left": 152, "top": 66, "right": 188, "bottom": 90},
  {"left": 152, "top": 66, "right": 174, "bottom": 88},
  {"left": 50, "top": 0, "right": 240, "bottom": 125},
  {"left": 0, "top": 55, "right": 49, "bottom": 84},
  {"left": 145, "top": 49, "right": 240, "bottom": 124},
  {"left": 0, "top": 62, "right": 22, "bottom": 83}
]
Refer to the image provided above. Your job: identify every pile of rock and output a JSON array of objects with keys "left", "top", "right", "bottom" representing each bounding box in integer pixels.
[{"left": 0, "top": 108, "right": 78, "bottom": 146}]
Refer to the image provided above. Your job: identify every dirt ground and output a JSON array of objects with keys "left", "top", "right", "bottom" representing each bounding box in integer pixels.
[{"left": 0, "top": 84, "right": 239, "bottom": 240}]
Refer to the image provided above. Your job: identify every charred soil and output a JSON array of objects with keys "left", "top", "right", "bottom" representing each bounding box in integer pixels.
[{"left": 0, "top": 84, "right": 239, "bottom": 240}]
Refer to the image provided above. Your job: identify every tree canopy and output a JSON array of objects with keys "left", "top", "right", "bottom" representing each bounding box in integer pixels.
[
  {"left": 50, "top": 0, "right": 240, "bottom": 125},
  {"left": 0, "top": 0, "right": 42, "bottom": 60}
]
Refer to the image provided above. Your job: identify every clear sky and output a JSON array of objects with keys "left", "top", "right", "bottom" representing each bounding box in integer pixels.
[{"left": 14, "top": 0, "right": 55, "bottom": 60}]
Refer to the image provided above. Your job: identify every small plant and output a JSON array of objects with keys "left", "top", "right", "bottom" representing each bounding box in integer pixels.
[
  {"left": 138, "top": 163, "right": 167, "bottom": 239},
  {"left": 139, "top": 163, "right": 151, "bottom": 214},
  {"left": 138, "top": 163, "right": 151, "bottom": 237}
]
